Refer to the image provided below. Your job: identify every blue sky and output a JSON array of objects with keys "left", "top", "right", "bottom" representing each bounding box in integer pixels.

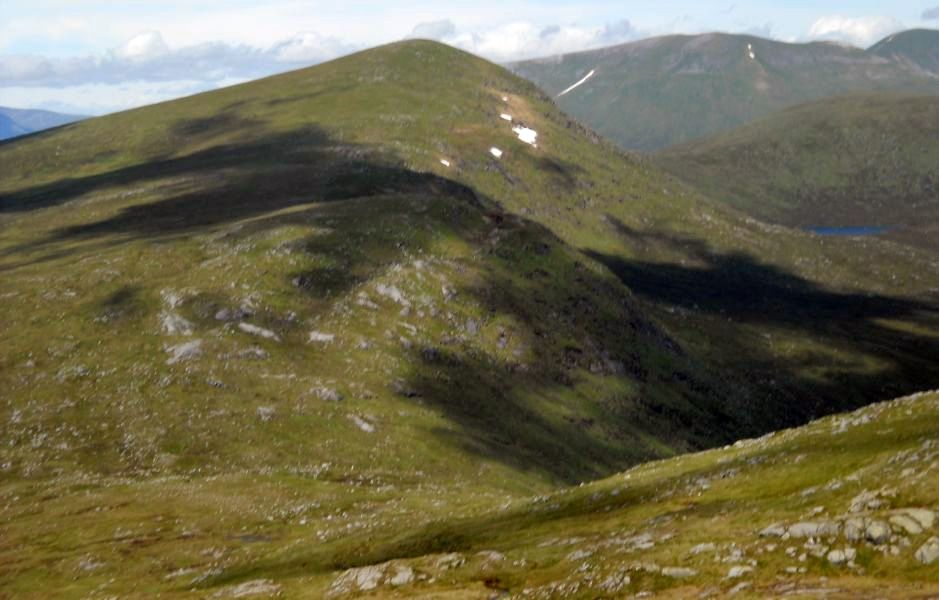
[{"left": 1, "top": 0, "right": 937, "bottom": 114}]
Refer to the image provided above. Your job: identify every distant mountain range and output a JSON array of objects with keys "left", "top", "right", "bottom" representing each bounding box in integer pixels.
[
  {"left": 657, "top": 92, "right": 939, "bottom": 252},
  {"left": 513, "top": 29, "right": 939, "bottom": 150},
  {"left": 0, "top": 106, "right": 86, "bottom": 141}
]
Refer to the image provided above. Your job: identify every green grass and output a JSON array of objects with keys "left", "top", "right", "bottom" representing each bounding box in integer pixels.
[
  {"left": 1, "top": 39, "right": 939, "bottom": 597},
  {"left": 656, "top": 92, "right": 939, "bottom": 252}
]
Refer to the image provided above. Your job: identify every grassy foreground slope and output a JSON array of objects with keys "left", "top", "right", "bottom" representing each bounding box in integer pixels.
[
  {"left": 1, "top": 40, "right": 939, "bottom": 596},
  {"left": 511, "top": 31, "right": 939, "bottom": 150},
  {"left": 657, "top": 93, "right": 939, "bottom": 252},
  {"left": 4, "top": 386, "right": 937, "bottom": 597}
]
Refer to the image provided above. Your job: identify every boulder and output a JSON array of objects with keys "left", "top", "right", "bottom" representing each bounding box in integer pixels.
[
  {"left": 915, "top": 538, "right": 939, "bottom": 565},
  {"left": 865, "top": 521, "right": 891, "bottom": 545},
  {"left": 727, "top": 566, "right": 753, "bottom": 578},
  {"left": 662, "top": 567, "right": 697, "bottom": 578},
  {"left": 165, "top": 340, "right": 203, "bottom": 365},
  {"left": 238, "top": 322, "right": 281, "bottom": 342},
  {"left": 890, "top": 514, "right": 923, "bottom": 535}
]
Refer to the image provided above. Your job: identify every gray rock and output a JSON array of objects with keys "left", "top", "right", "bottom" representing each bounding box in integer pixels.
[
  {"left": 900, "top": 508, "right": 936, "bottom": 530},
  {"left": 328, "top": 564, "right": 386, "bottom": 597},
  {"left": 844, "top": 518, "right": 866, "bottom": 542},
  {"left": 238, "top": 322, "right": 281, "bottom": 342},
  {"left": 727, "top": 566, "right": 752, "bottom": 578},
  {"left": 308, "top": 331, "right": 336, "bottom": 344},
  {"left": 257, "top": 406, "right": 275, "bottom": 422},
  {"left": 865, "top": 520, "right": 891, "bottom": 545},
  {"left": 915, "top": 537, "right": 939, "bottom": 565},
  {"left": 165, "top": 340, "right": 203, "bottom": 365},
  {"left": 662, "top": 567, "right": 697, "bottom": 578},
  {"left": 760, "top": 523, "right": 787, "bottom": 538},
  {"left": 690, "top": 543, "right": 716, "bottom": 555},
  {"left": 388, "top": 565, "right": 413, "bottom": 586},
  {"left": 215, "top": 578, "right": 282, "bottom": 598},
  {"left": 788, "top": 522, "right": 820, "bottom": 538},
  {"left": 890, "top": 514, "right": 923, "bottom": 535},
  {"left": 826, "top": 549, "right": 847, "bottom": 565},
  {"left": 348, "top": 414, "right": 375, "bottom": 433},
  {"left": 313, "top": 387, "right": 343, "bottom": 402},
  {"left": 434, "top": 553, "right": 465, "bottom": 570},
  {"left": 160, "top": 311, "right": 194, "bottom": 336}
]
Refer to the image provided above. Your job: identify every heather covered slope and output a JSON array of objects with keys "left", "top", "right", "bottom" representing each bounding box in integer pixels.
[
  {"left": 511, "top": 31, "right": 939, "bottom": 150},
  {"left": 2, "top": 40, "right": 939, "bottom": 597},
  {"left": 657, "top": 93, "right": 939, "bottom": 253}
]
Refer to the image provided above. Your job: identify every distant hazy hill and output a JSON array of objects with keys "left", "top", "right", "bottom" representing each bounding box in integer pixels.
[
  {"left": 512, "top": 30, "right": 939, "bottom": 150},
  {"left": 0, "top": 106, "right": 85, "bottom": 140},
  {"left": 870, "top": 29, "right": 939, "bottom": 75},
  {"left": 657, "top": 93, "right": 939, "bottom": 252}
]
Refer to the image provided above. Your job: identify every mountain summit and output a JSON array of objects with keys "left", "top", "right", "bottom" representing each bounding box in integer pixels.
[{"left": 512, "top": 30, "right": 939, "bottom": 150}]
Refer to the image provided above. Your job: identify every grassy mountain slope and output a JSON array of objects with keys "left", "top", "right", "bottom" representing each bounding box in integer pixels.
[
  {"left": 4, "top": 386, "right": 937, "bottom": 597},
  {"left": 656, "top": 93, "right": 939, "bottom": 252},
  {"left": 2, "top": 40, "right": 939, "bottom": 596},
  {"left": 870, "top": 29, "right": 939, "bottom": 75},
  {"left": 511, "top": 31, "right": 939, "bottom": 150},
  {"left": 0, "top": 106, "right": 85, "bottom": 141}
]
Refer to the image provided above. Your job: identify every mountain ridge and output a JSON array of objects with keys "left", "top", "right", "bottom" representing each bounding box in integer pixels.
[{"left": 511, "top": 29, "right": 939, "bottom": 150}]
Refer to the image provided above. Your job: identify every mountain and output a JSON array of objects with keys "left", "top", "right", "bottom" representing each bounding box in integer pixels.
[
  {"left": 0, "top": 106, "right": 86, "bottom": 140},
  {"left": 656, "top": 93, "right": 939, "bottom": 252},
  {"left": 870, "top": 29, "right": 939, "bottom": 75},
  {"left": 511, "top": 30, "right": 939, "bottom": 150},
  {"left": 1, "top": 40, "right": 938, "bottom": 595}
]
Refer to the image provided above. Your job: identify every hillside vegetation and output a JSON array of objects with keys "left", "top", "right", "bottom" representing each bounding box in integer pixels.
[
  {"left": 657, "top": 93, "right": 939, "bottom": 252},
  {"left": 512, "top": 31, "right": 939, "bottom": 150},
  {"left": 1, "top": 40, "right": 939, "bottom": 597}
]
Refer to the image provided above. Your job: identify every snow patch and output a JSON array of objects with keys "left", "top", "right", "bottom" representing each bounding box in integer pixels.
[
  {"left": 557, "top": 69, "right": 595, "bottom": 97},
  {"left": 513, "top": 126, "right": 538, "bottom": 146},
  {"left": 489, "top": 147, "right": 503, "bottom": 159},
  {"left": 440, "top": 159, "right": 451, "bottom": 167},
  {"left": 748, "top": 43, "right": 756, "bottom": 60},
  {"left": 500, "top": 113, "right": 513, "bottom": 121}
]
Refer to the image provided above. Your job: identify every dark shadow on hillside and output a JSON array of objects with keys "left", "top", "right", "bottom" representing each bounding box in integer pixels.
[
  {"left": 0, "top": 124, "right": 734, "bottom": 485},
  {"left": 586, "top": 214, "right": 939, "bottom": 425},
  {"left": 4, "top": 123, "right": 939, "bottom": 488}
]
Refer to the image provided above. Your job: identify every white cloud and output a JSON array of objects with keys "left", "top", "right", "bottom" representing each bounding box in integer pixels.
[
  {"left": 0, "top": 30, "right": 358, "bottom": 88},
  {"left": 408, "top": 20, "right": 458, "bottom": 41},
  {"left": 114, "top": 31, "right": 169, "bottom": 61},
  {"left": 0, "top": 79, "right": 246, "bottom": 116},
  {"left": 807, "top": 15, "right": 904, "bottom": 47},
  {"left": 271, "top": 32, "right": 357, "bottom": 63},
  {"left": 924, "top": 6, "right": 939, "bottom": 20},
  {"left": 407, "top": 18, "right": 639, "bottom": 62}
]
